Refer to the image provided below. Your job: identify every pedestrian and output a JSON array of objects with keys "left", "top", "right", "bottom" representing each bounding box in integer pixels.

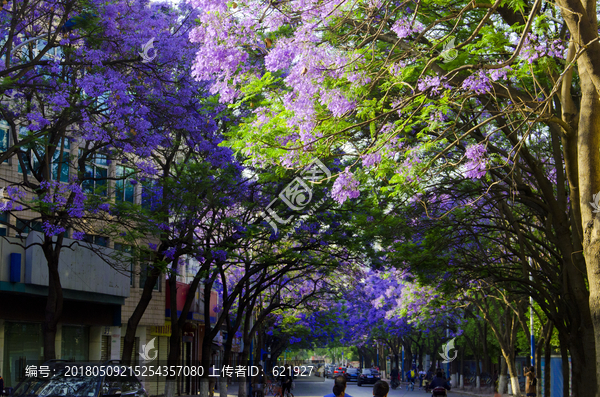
[
  {"left": 390, "top": 367, "right": 399, "bottom": 388},
  {"left": 418, "top": 368, "right": 426, "bottom": 390},
  {"left": 280, "top": 365, "right": 294, "bottom": 397},
  {"left": 524, "top": 366, "right": 537, "bottom": 397},
  {"left": 373, "top": 380, "right": 389, "bottom": 397},
  {"left": 324, "top": 376, "right": 354, "bottom": 397},
  {"left": 252, "top": 365, "right": 265, "bottom": 397},
  {"left": 406, "top": 367, "right": 417, "bottom": 391},
  {"left": 332, "top": 383, "right": 344, "bottom": 397}
]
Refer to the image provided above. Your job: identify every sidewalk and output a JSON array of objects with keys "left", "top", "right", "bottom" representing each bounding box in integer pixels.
[
  {"left": 380, "top": 377, "right": 497, "bottom": 397},
  {"left": 179, "top": 382, "right": 241, "bottom": 397},
  {"left": 450, "top": 389, "right": 498, "bottom": 397}
]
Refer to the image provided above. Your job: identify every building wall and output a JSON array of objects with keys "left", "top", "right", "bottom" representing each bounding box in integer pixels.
[
  {"left": 0, "top": 237, "right": 25, "bottom": 282},
  {"left": 121, "top": 276, "right": 166, "bottom": 327},
  {"left": 24, "top": 232, "right": 130, "bottom": 298}
]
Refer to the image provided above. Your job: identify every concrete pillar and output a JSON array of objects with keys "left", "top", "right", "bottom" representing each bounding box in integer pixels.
[{"left": 89, "top": 326, "right": 103, "bottom": 361}]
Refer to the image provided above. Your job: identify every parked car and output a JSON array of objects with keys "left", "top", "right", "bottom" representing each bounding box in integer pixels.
[
  {"left": 344, "top": 368, "right": 359, "bottom": 382},
  {"left": 332, "top": 367, "right": 347, "bottom": 378},
  {"left": 357, "top": 368, "right": 381, "bottom": 386},
  {"left": 11, "top": 361, "right": 148, "bottom": 397}
]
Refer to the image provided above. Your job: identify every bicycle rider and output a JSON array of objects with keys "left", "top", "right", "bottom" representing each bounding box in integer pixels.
[{"left": 406, "top": 366, "right": 417, "bottom": 391}]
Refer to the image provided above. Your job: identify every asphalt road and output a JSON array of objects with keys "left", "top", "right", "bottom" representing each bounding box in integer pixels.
[{"left": 291, "top": 376, "right": 483, "bottom": 397}]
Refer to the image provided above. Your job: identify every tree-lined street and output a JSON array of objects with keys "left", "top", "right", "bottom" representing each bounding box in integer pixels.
[{"left": 0, "top": 0, "right": 598, "bottom": 396}]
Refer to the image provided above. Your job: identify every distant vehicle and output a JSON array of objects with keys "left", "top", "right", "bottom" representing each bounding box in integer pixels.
[
  {"left": 344, "top": 368, "right": 359, "bottom": 382},
  {"left": 332, "top": 367, "right": 347, "bottom": 378},
  {"left": 357, "top": 368, "right": 381, "bottom": 386},
  {"left": 11, "top": 361, "right": 148, "bottom": 397},
  {"left": 324, "top": 365, "right": 335, "bottom": 378}
]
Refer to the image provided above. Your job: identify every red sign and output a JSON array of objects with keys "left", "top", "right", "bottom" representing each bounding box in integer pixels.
[{"left": 165, "top": 281, "right": 190, "bottom": 310}]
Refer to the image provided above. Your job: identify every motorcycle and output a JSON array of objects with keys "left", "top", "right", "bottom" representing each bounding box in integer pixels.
[{"left": 430, "top": 387, "right": 447, "bottom": 396}]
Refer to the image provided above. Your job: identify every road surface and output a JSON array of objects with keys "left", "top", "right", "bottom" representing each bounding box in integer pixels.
[{"left": 291, "top": 376, "right": 492, "bottom": 397}]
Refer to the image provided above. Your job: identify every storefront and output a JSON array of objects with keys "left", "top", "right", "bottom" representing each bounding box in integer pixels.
[
  {"left": 61, "top": 325, "right": 90, "bottom": 361},
  {"left": 1, "top": 322, "right": 90, "bottom": 387},
  {"left": 2, "top": 322, "right": 43, "bottom": 387}
]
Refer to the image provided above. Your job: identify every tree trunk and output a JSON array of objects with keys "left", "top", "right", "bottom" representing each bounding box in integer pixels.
[
  {"left": 505, "top": 355, "right": 521, "bottom": 397},
  {"left": 535, "top": 321, "right": 551, "bottom": 397},
  {"left": 221, "top": 331, "right": 235, "bottom": 397},
  {"left": 165, "top": 276, "right": 182, "bottom": 397},
  {"left": 403, "top": 343, "right": 413, "bottom": 372},
  {"left": 482, "top": 323, "right": 490, "bottom": 374},
  {"left": 238, "top": 347, "right": 250, "bottom": 397},
  {"left": 42, "top": 243, "right": 63, "bottom": 361},
  {"left": 498, "top": 356, "right": 508, "bottom": 395},
  {"left": 200, "top": 337, "right": 213, "bottom": 397},
  {"left": 122, "top": 270, "right": 160, "bottom": 365},
  {"left": 544, "top": 331, "right": 552, "bottom": 397},
  {"left": 559, "top": 334, "right": 570, "bottom": 397},
  {"left": 558, "top": 0, "right": 600, "bottom": 391},
  {"left": 459, "top": 346, "right": 464, "bottom": 390},
  {"left": 475, "top": 354, "right": 481, "bottom": 390},
  {"left": 576, "top": 78, "right": 600, "bottom": 397}
]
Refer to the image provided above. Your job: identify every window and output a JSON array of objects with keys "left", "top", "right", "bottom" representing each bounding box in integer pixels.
[
  {"left": 35, "top": 40, "right": 63, "bottom": 61},
  {"left": 51, "top": 138, "right": 70, "bottom": 183},
  {"left": 115, "top": 243, "right": 134, "bottom": 286},
  {"left": 83, "top": 234, "right": 109, "bottom": 247},
  {"left": 80, "top": 150, "right": 108, "bottom": 196},
  {"left": 139, "top": 259, "right": 160, "bottom": 291},
  {"left": 61, "top": 325, "right": 89, "bottom": 361},
  {"left": 141, "top": 181, "right": 160, "bottom": 210},
  {"left": 0, "top": 121, "right": 8, "bottom": 163},
  {"left": 18, "top": 130, "right": 69, "bottom": 181},
  {"left": 116, "top": 166, "right": 135, "bottom": 203},
  {"left": 0, "top": 213, "right": 6, "bottom": 236},
  {"left": 17, "top": 127, "right": 40, "bottom": 175},
  {"left": 15, "top": 219, "right": 43, "bottom": 236}
]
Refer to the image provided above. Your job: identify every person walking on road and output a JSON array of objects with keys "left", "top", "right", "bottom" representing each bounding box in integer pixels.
[
  {"left": 324, "top": 376, "right": 354, "bottom": 397},
  {"left": 252, "top": 365, "right": 265, "bottom": 397},
  {"left": 280, "top": 365, "right": 294, "bottom": 397},
  {"left": 390, "top": 367, "right": 399, "bottom": 389},
  {"left": 524, "top": 366, "right": 537, "bottom": 397},
  {"left": 406, "top": 367, "right": 417, "bottom": 391},
  {"left": 373, "top": 381, "right": 389, "bottom": 397},
  {"left": 418, "top": 368, "right": 426, "bottom": 390}
]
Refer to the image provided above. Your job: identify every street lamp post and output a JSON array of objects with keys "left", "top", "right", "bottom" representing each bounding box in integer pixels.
[
  {"left": 446, "top": 324, "right": 450, "bottom": 380},
  {"left": 401, "top": 345, "right": 405, "bottom": 382},
  {"left": 529, "top": 267, "right": 535, "bottom": 367}
]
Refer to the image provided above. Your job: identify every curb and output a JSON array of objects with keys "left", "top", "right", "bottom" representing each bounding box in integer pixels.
[{"left": 449, "top": 389, "right": 500, "bottom": 397}]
